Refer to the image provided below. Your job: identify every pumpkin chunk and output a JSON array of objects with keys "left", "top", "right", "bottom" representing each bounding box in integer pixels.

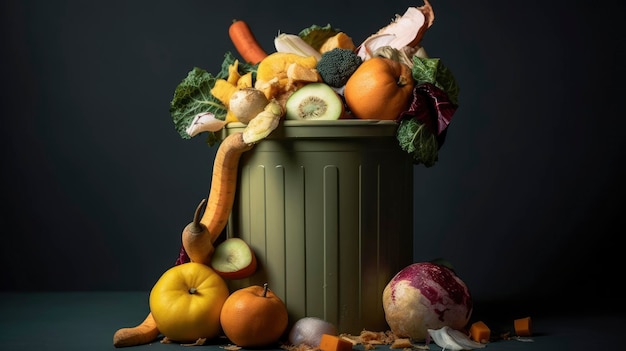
[
  {"left": 469, "top": 320, "right": 491, "bottom": 343},
  {"left": 514, "top": 316, "right": 532, "bottom": 337},
  {"left": 319, "top": 334, "right": 353, "bottom": 351}
]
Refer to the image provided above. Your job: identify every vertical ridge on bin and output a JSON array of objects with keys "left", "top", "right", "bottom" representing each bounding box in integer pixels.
[
  {"left": 322, "top": 165, "right": 339, "bottom": 323},
  {"left": 305, "top": 158, "right": 324, "bottom": 321},
  {"left": 359, "top": 161, "right": 385, "bottom": 331},
  {"left": 249, "top": 165, "right": 267, "bottom": 266},
  {"left": 285, "top": 166, "right": 307, "bottom": 319},
  {"left": 337, "top": 158, "right": 359, "bottom": 329},
  {"left": 237, "top": 164, "right": 250, "bottom": 242},
  {"left": 373, "top": 164, "right": 385, "bottom": 327},
  {"left": 357, "top": 164, "right": 364, "bottom": 322},
  {"left": 266, "top": 165, "right": 287, "bottom": 301}
]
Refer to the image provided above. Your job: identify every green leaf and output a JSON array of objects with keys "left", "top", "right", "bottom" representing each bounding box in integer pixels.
[
  {"left": 298, "top": 24, "right": 340, "bottom": 50},
  {"left": 397, "top": 117, "right": 439, "bottom": 167},
  {"left": 218, "top": 51, "right": 259, "bottom": 80},
  {"left": 168, "top": 52, "right": 260, "bottom": 145},
  {"left": 169, "top": 67, "right": 227, "bottom": 141},
  {"left": 412, "top": 57, "right": 460, "bottom": 106}
]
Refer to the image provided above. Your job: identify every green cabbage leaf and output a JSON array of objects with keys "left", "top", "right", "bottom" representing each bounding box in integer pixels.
[
  {"left": 169, "top": 52, "right": 257, "bottom": 145},
  {"left": 412, "top": 56, "right": 459, "bottom": 106}
]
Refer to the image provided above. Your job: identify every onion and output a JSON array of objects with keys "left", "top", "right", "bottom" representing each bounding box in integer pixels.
[{"left": 288, "top": 317, "right": 337, "bottom": 347}]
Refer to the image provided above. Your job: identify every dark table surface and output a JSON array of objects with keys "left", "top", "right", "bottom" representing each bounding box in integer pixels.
[{"left": 0, "top": 291, "right": 623, "bottom": 351}]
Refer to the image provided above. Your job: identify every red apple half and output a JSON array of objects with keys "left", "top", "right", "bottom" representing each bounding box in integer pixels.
[{"left": 210, "top": 237, "right": 257, "bottom": 279}]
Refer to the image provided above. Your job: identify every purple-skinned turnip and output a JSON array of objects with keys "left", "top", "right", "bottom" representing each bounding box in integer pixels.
[{"left": 382, "top": 262, "right": 473, "bottom": 341}]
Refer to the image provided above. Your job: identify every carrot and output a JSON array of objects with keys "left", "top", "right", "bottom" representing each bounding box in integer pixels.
[
  {"left": 113, "top": 312, "right": 159, "bottom": 348},
  {"left": 201, "top": 132, "right": 254, "bottom": 245},
  {"left": 229, "top": 19, "right": 269, "bottom": 64}
]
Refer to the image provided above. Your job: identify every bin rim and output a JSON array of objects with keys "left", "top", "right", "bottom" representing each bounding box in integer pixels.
[{"left": 224, "top": 120, "right": 400, "bottom": 139}]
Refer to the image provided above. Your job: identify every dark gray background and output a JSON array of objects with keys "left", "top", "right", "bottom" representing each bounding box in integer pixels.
[{"left": 2, "top": 0, "right": 624, "bottom": 315}]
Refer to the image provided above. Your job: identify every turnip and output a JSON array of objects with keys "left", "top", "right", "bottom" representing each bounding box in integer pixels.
[{"left": 382, "top": 262, "right": 473, "bottom": 342}]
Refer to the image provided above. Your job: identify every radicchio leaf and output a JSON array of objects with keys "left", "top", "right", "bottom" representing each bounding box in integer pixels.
[
  {"left": 399, "top": 82, "right": 458, "bottom": 137},
  {"left": 175, "top": 246, "right": 190, "bottom": 266},
  {"left": 396, "top": 83, "right": 458, "bottom": 167},
  {"left": 420, "top": 82, "right": 457, "bottom": 135}
]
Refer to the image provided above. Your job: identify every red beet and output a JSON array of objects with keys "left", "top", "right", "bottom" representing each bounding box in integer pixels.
[{"left": 382, "top": 262, "right": 473, "bottom": 341}]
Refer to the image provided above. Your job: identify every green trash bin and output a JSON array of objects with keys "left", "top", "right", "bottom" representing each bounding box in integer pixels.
[{"left": 222, "top": 120, "right": 414, "bottom": 334}]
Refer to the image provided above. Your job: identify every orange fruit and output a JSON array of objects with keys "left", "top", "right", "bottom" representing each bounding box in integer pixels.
[
  {"left": 344, "top": 57, "right": 415, "bottom": 120},
  {"left": 220, "top": 283, "right": 289, "bottom": 347}
]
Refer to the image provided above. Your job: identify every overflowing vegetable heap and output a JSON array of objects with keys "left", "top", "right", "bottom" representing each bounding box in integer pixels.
[
  {"left": 112, "top": 5, "right": 534, "bottom": 350},
  {"left": 169, "top": 0, "right": 459, "bottom": 167}
]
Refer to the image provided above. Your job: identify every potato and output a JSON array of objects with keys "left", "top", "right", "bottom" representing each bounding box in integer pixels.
[{"left": 229, "top": 88, "right": 270, "bottom": 124}]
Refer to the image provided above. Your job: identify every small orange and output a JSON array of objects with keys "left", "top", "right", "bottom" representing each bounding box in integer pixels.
[
  {"left": 220, "top": 283, "right": 289, "bottom": 347},
  {"left": 344, "top": 57, "right": 415, "bottom": 120}
]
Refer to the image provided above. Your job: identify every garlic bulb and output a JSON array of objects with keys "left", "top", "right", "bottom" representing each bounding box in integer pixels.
[{"left": 186, "top": 112, "right": 226, "bottom": 137}]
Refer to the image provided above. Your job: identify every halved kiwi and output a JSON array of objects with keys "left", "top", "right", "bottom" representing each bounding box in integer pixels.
[{"left": 285, "top": 83, "right": 343, "bottom": 120}]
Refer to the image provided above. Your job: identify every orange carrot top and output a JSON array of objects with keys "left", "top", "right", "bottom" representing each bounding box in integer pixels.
[{"left": 228, "top": 20, "right": 268, "bottom": 64}]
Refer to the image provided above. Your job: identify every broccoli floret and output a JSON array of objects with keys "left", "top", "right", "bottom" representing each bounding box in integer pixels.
[{"left": 316, "top": 48, "right": 362, "bottom": 88}]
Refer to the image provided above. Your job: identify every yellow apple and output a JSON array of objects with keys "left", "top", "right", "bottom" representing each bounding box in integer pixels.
[{"left": 149, "top": 262, "right": 229, "bottom": 343}]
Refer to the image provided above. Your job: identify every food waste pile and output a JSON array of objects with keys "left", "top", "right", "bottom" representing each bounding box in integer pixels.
[{"left": 113, "top": 1, "right": 531, "bottom": 350}]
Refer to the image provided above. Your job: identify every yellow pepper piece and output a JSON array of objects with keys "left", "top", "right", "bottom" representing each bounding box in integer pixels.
[
  {"left": 211, "top": 79, "right": 238, "bottom": 107},
  {"left": 227, "top": 60, "right": 241, "bottom": 85},
  {"left": 256, "top": 52, "right": 317, "bottom": 88},
  {"left": 225, "top": 110, "right": 239, "bottom": 123},
  {"left": 236, "top": 72, "right": 253, "bottom": 89}
]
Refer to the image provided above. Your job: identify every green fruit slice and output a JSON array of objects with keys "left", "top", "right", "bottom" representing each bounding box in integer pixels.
[{"left": 285, "top": 83, "right": 343, "bottom": 120}]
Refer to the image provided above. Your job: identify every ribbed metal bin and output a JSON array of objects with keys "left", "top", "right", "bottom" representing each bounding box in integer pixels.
[{"left": 222, "top": 120, "right": 414, "bottom": 334}]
